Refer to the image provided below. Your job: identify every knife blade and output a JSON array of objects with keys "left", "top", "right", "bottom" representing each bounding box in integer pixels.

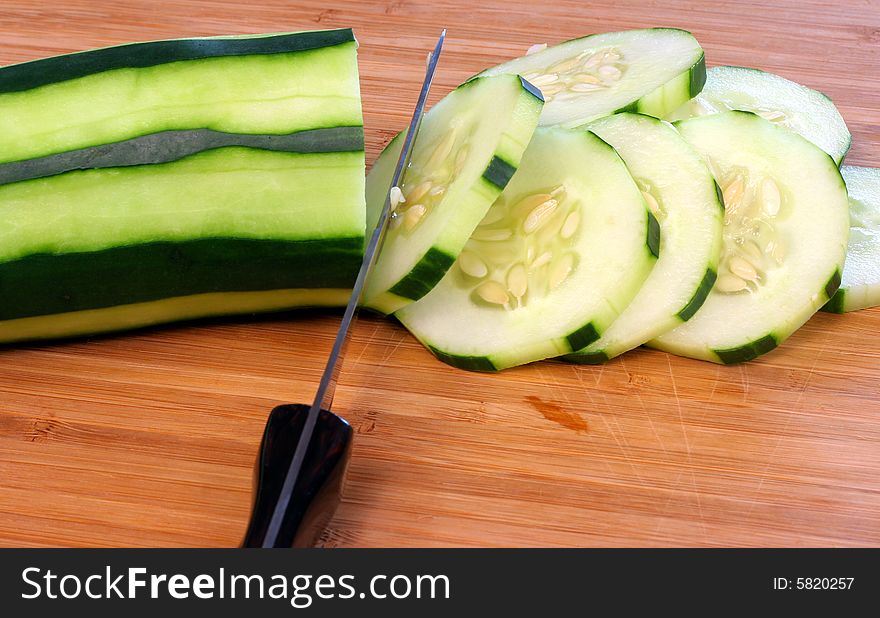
[{"left": 246, "top": 30, "right": 446, "bottom": 548}]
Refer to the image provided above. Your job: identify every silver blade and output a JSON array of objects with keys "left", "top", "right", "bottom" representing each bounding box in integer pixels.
[{"left": 261, "top": 29, "right": 446, "bottom": 547}]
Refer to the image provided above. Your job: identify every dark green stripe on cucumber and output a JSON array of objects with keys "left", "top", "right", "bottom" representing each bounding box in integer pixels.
[
  {"left": 822, "top": 290, "right": 846, "bottom": 313},
  {"left": 824, "top": 269, "right": 842, "bottom": 300},
  {"left": 482, "top": 156, "right": 518, "bottom": 189},
  {"left": 566, "top": 350, "right": 609, "bottom": 365},
  {"left": 426, "top": 346, "right": 497, "bottom": 372},
  {"left": 713, "top": 334, "right": 778, "bottom": 364},
  {"left": 713, "top": 180, "right": 726, "bottom": 213},
  {"left": 0, "top": 29, "right": 356, "bottom": 94},
  {"left": 646, "top": 211, "right": 661, "bottom": 257},
  {"left": 0, "top": 126, "right": 364, "bottom": 186},
  {"left": 689, "top": 54, "right": 707, "bottom": 97},
  {"left": 566, "top": 322, "right": 601, "bottom": 352},
  {"left": 387, "top": 248, "right": 457, "bottom": 302},
  {"left": 0, "top": 238, "right": 363, "bottom": 321},
  {"left": 677, "top": 268, "right": 717, "bottom": 322}
]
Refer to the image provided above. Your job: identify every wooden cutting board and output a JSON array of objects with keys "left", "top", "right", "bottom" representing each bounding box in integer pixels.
[{"left": 1, "top": 0, "right": 878, "bottom": 548}]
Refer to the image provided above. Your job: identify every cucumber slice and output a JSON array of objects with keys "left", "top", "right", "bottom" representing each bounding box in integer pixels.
[
  {"left": 477, "top": 29, "right": 705, "bottom": 128},
  {"left": 824, "top": 166, "right": 880, "bottom": 313},
  {"left": 667, "top": 66, "right": 851, "bottom": 165},
  {"left": 363, "top": 75, "right": 543, "bottom": 314},
  {"left": 397, "top": 127, "right": 656, "bottom": 371},
  {"left": 649, "top": 111, "right": 849, "bottom": 363},
  {"left": 565, "top": 113, "right": 723, "bottom": 363}
]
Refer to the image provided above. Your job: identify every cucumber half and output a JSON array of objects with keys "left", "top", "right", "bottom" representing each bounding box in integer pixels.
[
  {"left": 397, "top": 127, "right": 656, "bottom": 371},
  {"left": 477, "top": 28, "right": 705, "bottom": 128},
  {"left": 363, "top": 74, "right": 543, "bottom": 314},
  {"left": 824, "top": 166, "right": 880, "bottom": 313},
  {"left": 565, "top": 113, "right": 723, "bottom": 363},
  {"left": 650, "top": 111, "right": 849, "bottom": 364},
  {"left": 667, "top": 66, "right": 851, "bottom": 165}
]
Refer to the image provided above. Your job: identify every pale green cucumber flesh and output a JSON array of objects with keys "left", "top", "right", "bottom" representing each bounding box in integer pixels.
[
  {"left": 667, "top": 65, "right": 851, "bottom": 165},
  {"left": 478, "top": 28, "right": 705, "bottom": 128},
  {"left": 649, "top": 111, "right": 849, "bottom": 364},
  {"left": 565, "top": 112, "right": 723, "bottom": 363},
  {"left": 824, "top": 165, "right": 880, "bottom": 313},
  {"left": 397, "top": 127, "right": 656, "bottom": 371},
  {"left": 362, "top": 74, "right": 543, "bottom": 314}
]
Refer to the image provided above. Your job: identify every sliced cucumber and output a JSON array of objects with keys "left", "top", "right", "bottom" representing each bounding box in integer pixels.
[
  {"left": 477, "top": 29, "right": 705, "bottom": 128},
  {"left": 565, "top": 113, "right": 723, "bottom": 363},
  {"left": 824, "top": 166, "right": 880, "bottom": 313},
  {"left": 362, "top": 74, "right": 543, "bottom": 314},
  {"left": 397, "top": 127, "right": 656, "bottom": 371},
  {"left": 649, "top": 111, "right": 849, "bottom": 363},
  {"left": 667, "top": 66, "right": 851, "bottom": 165}
]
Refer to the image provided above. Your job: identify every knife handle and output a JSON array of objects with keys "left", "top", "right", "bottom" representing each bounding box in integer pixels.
[{"left": 242, "top": 404, "right": 353, "bottom": 548}]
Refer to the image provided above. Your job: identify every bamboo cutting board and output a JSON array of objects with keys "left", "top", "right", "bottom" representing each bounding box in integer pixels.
[{"left": 0, "top": 0, "right": 879, "bottom": 548}]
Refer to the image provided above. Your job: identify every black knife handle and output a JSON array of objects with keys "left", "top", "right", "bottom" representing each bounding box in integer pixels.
[{"left": 242, "top": 404, "right": 353, "bottom": 548}]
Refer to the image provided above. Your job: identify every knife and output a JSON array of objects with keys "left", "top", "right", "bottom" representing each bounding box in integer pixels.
[{"left": 242, "top": 30, "right": 446, "bottom": 548}]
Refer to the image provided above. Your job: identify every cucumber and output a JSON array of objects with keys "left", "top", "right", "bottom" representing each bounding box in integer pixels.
[
  {"left": 397, "top": 127, "right": 656, "bottom": 371},
  {"left": 0, "top": 30, "right": 362, "bottom": 165},
  {"left": 362, "top": 74, "right": 543, "bottom": 314},
  {"left": 824, "top": 166, "right": 880, "bottom": 313},
  {"left": 649, "top": 111, "right": 849, "bottom": 364},
  {"left": 565, "top": 113, "right": 723, "bottom": 363},
  {"left": 667, "top": 66, "right": 851, "bottom": 165},
  {"left": 0, "top": 30, "right": 365, "bottom": 343},
  {"left": 477, "top": 29, "right": 705, "bottom": 128}
]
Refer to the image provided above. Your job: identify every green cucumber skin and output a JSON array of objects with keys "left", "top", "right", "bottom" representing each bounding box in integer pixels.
[
  {"left": 713, "top": 334, "right": 778, "bottom": 364},
  {"left": 427, "top": 345, "right": 499, "bottom": 372},
  {"left": 482, "top": 156, "right": 518, "bottom": 189},
  {"left": 689, "top": 55, "right": 707, "bottom": 97},
  {"left": 822, "top": 290, "right": 847, "bottom": 313},
  {"left": 0, "top": 237, "right": 362, "bottom": 321},
  {"left": 0, "top": 126, "right": 364, "bottom": 186},
  {"left": 387, "top": 248, "right": 457, "bottom": 302},
  {"left": 677, "top": 268, "right": 717, "bottom": 322},
  {"left": 565, "top": 322, "right": 601, "bottom": 352},
  {"left": 819, "top": 269, "right": 845, "bottom": 313},
  {"left": 0, "top": 29, "right": 355, "bottom": 94},
  {"left": 646, "top": 211, "right": 661, "bottom": 257}
]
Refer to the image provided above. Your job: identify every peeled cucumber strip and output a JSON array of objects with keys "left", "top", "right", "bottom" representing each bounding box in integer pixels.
[
  {"left": 477, "top": 28, "right": 705, "bottom": 128},
  {"left": 667, "top": 66, "right": 851, "bottom": 165},
  {"left": 363, "top": 74, "right": 543, "bottom": 314},
  {"left": 824, "top": 166, "right": 880, "bottom": 313},
  {"left": 397, "top": 127, "right": 657, "bottom": 371},
  {"left": 650, "top": 111, "right": 849, "bottom": 364},
  {"left": 565, "top": 113, "right": 723, "bottom": 363},
  {"left": 0, "top": 30, "right": 362, "bottom": 165}
]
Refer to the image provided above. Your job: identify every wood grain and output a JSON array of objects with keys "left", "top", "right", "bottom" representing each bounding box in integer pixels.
[{"left": 1, "top": 0, "right": 879, "bottom": 547}]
